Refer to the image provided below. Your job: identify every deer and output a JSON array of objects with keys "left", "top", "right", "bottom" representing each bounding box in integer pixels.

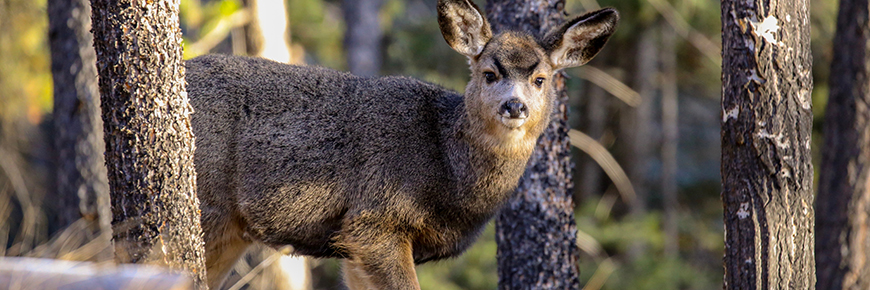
[{"left": 184, "top": 1, "right": 618, "bottom": 289}]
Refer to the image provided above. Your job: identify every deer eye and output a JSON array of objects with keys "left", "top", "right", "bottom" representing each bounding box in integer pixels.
[
  {"left": 534, "top": 77, "right": 545, "bottom": 88},
  {"left": 484, "top": 72, "right": 497, "bottom": 83}
]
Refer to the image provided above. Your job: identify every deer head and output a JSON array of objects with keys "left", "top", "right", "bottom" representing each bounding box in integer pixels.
[{"left": 437, "top": 0, "right": 618, "bottom": 158}]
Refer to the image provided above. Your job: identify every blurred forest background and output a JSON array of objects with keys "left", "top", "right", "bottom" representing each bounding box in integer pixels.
[{"left": 0, "top": 0, "right": 837, "bottom": 289}]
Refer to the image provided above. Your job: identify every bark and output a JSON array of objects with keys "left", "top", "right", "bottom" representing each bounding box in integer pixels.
[
  {"left": 660, "top": 23, "right": 679, "bottom": 259},
  {"left": 816, "top": 0, "right": 870, "bottom": 288},
  {"left": 720, "top": 0, "right": 815, "bottom": 288},
  {"left": 47, "top": 0, "right": 112, "bottom": 260},
  {"left": 89, "top": 0, "right": 207, "bottom": 288},
  {"left": 487, "top": 0, "right": 581, "bottom": 289},
  {"left": 343, "top": 0, "right": 383, "bottom": 77}
]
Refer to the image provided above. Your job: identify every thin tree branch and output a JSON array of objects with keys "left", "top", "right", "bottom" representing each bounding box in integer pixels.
[
  {"left": 226, "top": 253, "right": 281, "bottom": 290},
  {"left": 645, "top": 0, "right": 721, "bottom": 66},
  {"left": 576, "top": 229, "right": 606, "bottom": 261},
  {"left": 581, "top": 258, "right": 616, "bottom": 290},
  {"left": 575, "top": 66, "right": 642, "bottom": 107},
  {"left": 568, "top": 129, "right": 637, "bottom": 205},
  {"left": 186, "top": 9, "right": 251, "bottom": 57}
]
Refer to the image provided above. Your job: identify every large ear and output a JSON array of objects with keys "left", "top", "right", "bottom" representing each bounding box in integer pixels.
[
  {"left": 541, "top": 8, "right": 619, "bottom": 69},
  {"left": 437, "top": 0, "right": 493, "bottom": 58}
]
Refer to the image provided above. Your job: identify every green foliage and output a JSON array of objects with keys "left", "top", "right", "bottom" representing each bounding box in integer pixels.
[
  {"left": 381, "top": 0, "right": 470, "bottom": 92},
  {"left": 201, "top": 0, "right": 242, "bottom": 33},
  {"left": 180, "top": 0, "right": 243, "bottom": 58},
  {"left": 809, "top": 0, "right": 838, "bottom": 117},
  {"left": 287, "top": 0, "right": 346, "bottom": 69},
  {"left": 417, "top": 224, "right": 498, "bottom": 290},
  {"left": 575, "top": 196, "right": 722, "bottom": 290}
]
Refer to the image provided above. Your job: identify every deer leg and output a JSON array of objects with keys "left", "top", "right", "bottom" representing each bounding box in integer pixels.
[
  {"left": 340, "top": 236, "right": 420, "bottom": 290},
  {"left": 202, "top": 213, "right": 251, "bottom": 289},
  {"left": 342, "top": 259, "right": 374, "bottom": 289}
]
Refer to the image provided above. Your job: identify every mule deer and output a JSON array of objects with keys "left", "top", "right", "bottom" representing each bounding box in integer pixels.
[{"left": 185, "top": 1, "right": 617, "bottom": 289}]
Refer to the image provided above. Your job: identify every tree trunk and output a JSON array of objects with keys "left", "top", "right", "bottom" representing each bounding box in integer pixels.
[
  {"left": 720, "top": 0, "right": 815, "bottom": 288},
  {"left": 486, "top": 0, "right": 581, "bottom": 289},
  {"left": 816, "top": 0, "right": 870, "bottom": 288},
  {"left": 47, "top": 0, "right": 112, "bottom": 261},
  {"left": 622, "top": 23, "right": 657, "bottom": 262},
  {"left": 89, "top": 0, "right": 207, "bottom": 288},
  {"left": 242, "top": 0, "right": 291, "bottom": 63},
  {"left": 660, "top": 22, "right": 679, "bottom": 259},
  {"left": 624, "top": 23, "right": 657, "bottom": 218},
  {"left": 342, "top": 0, "right": 383, "bottom": 77},
  {"left": 578, "top": 84, "right": 605, "bottom": 201}
]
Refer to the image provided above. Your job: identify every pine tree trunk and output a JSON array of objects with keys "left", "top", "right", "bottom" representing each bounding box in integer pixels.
[
  {"left": 720, "top": 0, "right": 815, "bottom": 288},
  {"left": 89, "top": 0, "right": 207, "bottom": 288},
  {"left": 343, "top": 0, "right": 383, "bottom": 77},
  {"left": 47, "top": 0, "right": 112, "bottom": 260},
  {"left": 486, "top": 0, "right": 581, "bottom": 289},
  {"left": 816, "top": 0, "right": 870, "bottom": 288}
]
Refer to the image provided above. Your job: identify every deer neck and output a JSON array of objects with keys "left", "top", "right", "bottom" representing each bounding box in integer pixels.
[{"left": 440, "top": 100, "right": 543, "bottom": 217}]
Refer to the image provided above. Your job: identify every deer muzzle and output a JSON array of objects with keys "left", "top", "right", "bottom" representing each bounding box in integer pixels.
[{"left": 498, "top": 98, "right": 528, "bottom": 128}]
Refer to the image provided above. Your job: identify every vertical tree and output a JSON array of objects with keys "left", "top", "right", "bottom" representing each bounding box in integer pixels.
[
  {"left": 660, "top": 23, "right": 679, "bottom": 258},
  {"left": 578, "top": 85, "right": 605, "bottom": 200},
  {"left": 622, "top": 23, "right": 657, "bottom": 261},
  {"left": 816, "top": 0, "right": 870, "bottom": 288},
  {"left": 90, "top": 0, "right": 207, "bottom": 288},
  {"left": 343, "top": 0, "right": 383, "bottom": 77},
  {"left": 242, "top": 0, "right": 291, "bottom": 63},
  {"left": 47, "top": 0, "right": 112, "bottom": 260},
  {"left": 720, "top": 0, "right": 815, "bottom": 288},
  {"left": 625, "top": 24, "right": 658, "bottom": 215},
  {"left": 486, "top": 0, "right": 581, "bottom": 288}
]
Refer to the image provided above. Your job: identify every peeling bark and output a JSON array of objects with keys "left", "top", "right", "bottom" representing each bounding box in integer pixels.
[
  {"left": 816, "top": 0, "right": 870, "bottom": 288},
  {"left": 487, "top": 0, "right": 581, "bottom": 289},
  {"left": 90, "top": 0, "right": 207, "bottom": 288},
  {"left": 720, "top": 0, "right": 815, "bottom": 288}
]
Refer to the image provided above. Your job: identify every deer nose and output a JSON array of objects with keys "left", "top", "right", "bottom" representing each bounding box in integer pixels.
[{"left": 500, "top": 99, "right": 528, "bottom": 119}]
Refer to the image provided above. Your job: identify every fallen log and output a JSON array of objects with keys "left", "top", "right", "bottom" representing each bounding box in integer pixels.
[{"left": 0, "top": 257, "right": 191, "bottom": 290}]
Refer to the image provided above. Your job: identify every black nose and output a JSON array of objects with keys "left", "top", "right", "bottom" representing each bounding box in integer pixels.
[{"left": 501, "top": 99, "right": 528, "bottom": 119}]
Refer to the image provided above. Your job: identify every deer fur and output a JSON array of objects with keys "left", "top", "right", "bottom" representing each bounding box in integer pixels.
[{"left": 185, "top": 1, "right": 618, "bottom": 289}]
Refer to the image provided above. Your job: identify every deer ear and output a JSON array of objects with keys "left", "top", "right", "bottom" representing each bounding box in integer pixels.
[
  {"left": 437, "top": 0, "right": 493, "bottom": 58},
  {"left": 542, "top": 8, "right": 619, "bottom": 69}
]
